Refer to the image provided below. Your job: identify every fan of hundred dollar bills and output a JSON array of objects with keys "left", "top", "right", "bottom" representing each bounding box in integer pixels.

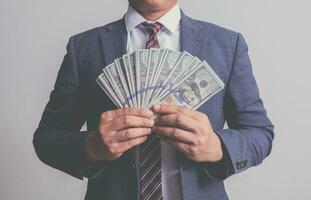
[{"left": 96, "top": 48, "right": 225, "bottom": 110}]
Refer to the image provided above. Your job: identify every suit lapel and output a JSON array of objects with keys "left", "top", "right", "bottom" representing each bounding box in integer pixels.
[
  {"left": 99, "top": 18, "right": 128, "bottom": 65},
  {"left": 180, "top": 10, "right": 205, "bottom": 58}
]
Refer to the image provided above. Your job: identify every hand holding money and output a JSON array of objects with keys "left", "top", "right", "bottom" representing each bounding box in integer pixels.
[
  {"left": 85, "top": 108, "right": 155, "bottom": 162},
  {"left": 152, "top": 104, "right": 223, "bottom": 162},
  {"left": 93, "top": 48, "right": 225, "bottom": 162}
]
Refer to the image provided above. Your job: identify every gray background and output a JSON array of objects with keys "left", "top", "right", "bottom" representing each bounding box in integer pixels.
[{"left": 1, "top": 0, "right": 310, "bottom": 199}]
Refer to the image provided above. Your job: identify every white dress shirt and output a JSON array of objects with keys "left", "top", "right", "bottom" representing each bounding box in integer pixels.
[{"left": 124, "top": 4, "right": 183, "bottom": 200}]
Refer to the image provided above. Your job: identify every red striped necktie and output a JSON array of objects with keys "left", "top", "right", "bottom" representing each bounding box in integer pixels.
[
  {"left": 140, "top": 22, "right": 163, "bottom": 49},
  {"left": 138, "top": 21, "right": 163, "bottom": 200}
]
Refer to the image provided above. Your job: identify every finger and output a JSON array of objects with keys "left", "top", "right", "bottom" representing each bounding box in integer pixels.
[
  {"left": 152, "top": 126, "right": 195, "bottom": 144},
  {"left": 101, "top": 108, "right": 154, "bottom": 122},
  {"left": 155, "top": 113, "right": 199, "bottom": 132},
  {"left": 116, "top": 136, "right": 148, "bottom": 153},
  {"left": 152, "top": 104, "right": 202, "bottom": 120},
  {"left": 114, "top": 128, "right": 152, "bottom": 143},
  {"left": 110, "top": 115, "right": 155, "bottom": 131}
]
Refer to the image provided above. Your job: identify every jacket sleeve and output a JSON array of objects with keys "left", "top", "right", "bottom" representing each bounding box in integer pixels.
[
  {"left": 33, "top": 37, "right": 108, "bottom": 180},
  {"left": 203, "top": 33, "right": 274, "bottom": 180}
]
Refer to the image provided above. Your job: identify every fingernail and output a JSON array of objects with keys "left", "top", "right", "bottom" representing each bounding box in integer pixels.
[
  {"left": 153, "top": 104, "right": 160, "bottom": 111},
  {"left": 145, "top": 109, "right": 154, "bottom": 116},
  {"left": 149, "top": 119, "right": 155, "bottom": 126}
]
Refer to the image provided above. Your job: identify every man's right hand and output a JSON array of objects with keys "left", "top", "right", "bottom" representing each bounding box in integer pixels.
[{"left": 85, "top": 108, "right": 155, "bottom": 163}]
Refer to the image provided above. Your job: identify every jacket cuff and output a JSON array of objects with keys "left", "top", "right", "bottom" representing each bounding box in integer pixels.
[
  {"left": 80, "top": 131, "right": 112, "bottom": 179},
  {"left": 80, "top": 158, "right": 111, "bottom": 179},
  {"left": 202, "top": 130, "right": 234, "bottom": 180}
]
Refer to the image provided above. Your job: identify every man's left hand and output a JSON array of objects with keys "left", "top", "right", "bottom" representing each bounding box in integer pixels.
[{"left": 152, "top": 104, "right": 223, "bottom": 163}]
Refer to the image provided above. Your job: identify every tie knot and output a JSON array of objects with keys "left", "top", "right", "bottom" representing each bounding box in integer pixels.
[{"left": 139, "top": 22, "right": 163, "bottom": 35}]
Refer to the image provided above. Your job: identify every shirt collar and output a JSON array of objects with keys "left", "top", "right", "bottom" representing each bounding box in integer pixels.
[{"left": 124, "top": 3, "right": 181, "bottom": 33}]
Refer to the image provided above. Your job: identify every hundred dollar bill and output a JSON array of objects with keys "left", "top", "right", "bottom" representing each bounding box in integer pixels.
[
  {"left": 96, "top": 73, "right": 123, "bottom": 107},
  {"left": 104, "top": 63, "right": 128, "bottom": 107},
  {"left": 122, "top": 53, "right": 137, "bottom": 107},
  {"left": 115, "top": 58, "right": 133, "bottom": 107},
  {"left": 152, "top": 51, "right": 195, "bottom": 102},
  {"left": 136, "top": 49, "right": 150, "bottom": 107},
  {"left": 156, "top": 61, "right": 225, "bottom": 110},
  {"left": 149, "top": 48, "right": 167, "bottom": 87},
  {"left": 128, "top": 52, "right": 138, "bottom": 107},
  {"left": 134, "top": 51, "right": 141, "bottom": 107},
  {"left": 148, "top": 49, "right": 181, "bottom": 105},
  {"left": 149, "top": 57, "right": 202, "bottom": 106},
  {"left": 145, "top": 49, "right": 168, "bottom": 102},
  {"left": 143, "top": 48, "right": 161, "bottom": 107},
  {"left": 172, "top": 57, "right": 202, "bottom": 84},
  {"left": 144, "top": 48, "right": 167, "bottom": 107},
  {"left": 97, "top": 49, "right": 224, "bottom": 110}
]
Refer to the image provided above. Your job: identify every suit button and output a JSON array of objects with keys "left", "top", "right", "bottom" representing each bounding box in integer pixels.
[
  {"left": 236, "top": 162, "right": 243, "bottom": 169},
  {"left": 235, "top": 160, "right": 248, "bottom": 170}
]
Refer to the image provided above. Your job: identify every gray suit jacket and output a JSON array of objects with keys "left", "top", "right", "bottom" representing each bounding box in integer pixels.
[{"left": 33, "top": 11, "right": 274, "bottom": 200}]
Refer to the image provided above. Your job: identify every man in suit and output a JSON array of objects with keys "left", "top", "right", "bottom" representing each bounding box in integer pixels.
[{"left": 33, "top": 0, "right": 274, "bottom": 199}]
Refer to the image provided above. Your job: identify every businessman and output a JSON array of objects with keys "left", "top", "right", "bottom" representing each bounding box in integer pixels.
[{"left": 33, "top": 0, "right": 274, "bottom": 199}]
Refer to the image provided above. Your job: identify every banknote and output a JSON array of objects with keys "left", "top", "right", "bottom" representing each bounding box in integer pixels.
[
  {"left": 151, "top": 51, "right": 195, "bottom": 103},
  {"left": 115, "top": 58, "right": 133, "bottom": 107},
  {"left": 157, "top": 61, "right": 225, "bottom": 110},
  {"left": 97, "top": 49, "right": 224, "bottom": 109},
  {"left": 148, "top": 48, "right": 167, "bottom": 87},
  {"left": 148, "top": 49, "right": 181, "bottom": 105},
  {"left": 134, "top": 50, "right": 141, "bottom": 107},
  {"left": 97, "top": 73, "right": 123, "bottom": 107},
  {"left": 104, "top": 63, "right": 128, "bottom": 107},
  {"left": 144, "top": 48, "right": 167, "bottom": 107},
  {"left": 149, "top": 56, "right": 202, "bottom": 106},
  {"left": 143, "top": 48, "right": 161, "bottom": 107},
  {"left": 122, "top": 54, "right": 137, "bottom": 107},
  {"left": 136, "top": 49, "right": 150, "bottom": 107},
  {"left": 128, "top": 52, "right": 138, "bottom": 106}
]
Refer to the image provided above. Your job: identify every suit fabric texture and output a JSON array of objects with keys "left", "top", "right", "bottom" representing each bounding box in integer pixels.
[{"left": 33, "top": 11, "right": 274, "bottom": 200}]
